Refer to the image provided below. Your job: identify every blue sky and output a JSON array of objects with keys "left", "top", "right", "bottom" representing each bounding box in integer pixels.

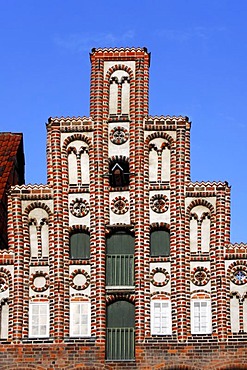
[{"left": 0, "top": 0, "right": 246, "bottom": 243}]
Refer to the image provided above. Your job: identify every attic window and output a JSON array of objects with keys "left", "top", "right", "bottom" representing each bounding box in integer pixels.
[{"left": 109, "top": 160, "right": 129, "bottom": 187}]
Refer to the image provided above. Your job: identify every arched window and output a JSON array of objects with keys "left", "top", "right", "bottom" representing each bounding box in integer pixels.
[
  {"left": 67, "top": 140, "right": 89, "bottom": 186},
  {"left": 70, "top": 232, "right": 90, "bottom": 259},
  {"left": 109, "top": 70, "right": 130, "bottom": 116},
  {"left": 189, "top": 205, "right": 211, "bottom": 253},
  {"left": 28, "top": 208, "right": 49, "bottom": 259},
  {"left": 149, "top": 138, "right": 170, "bottom": 183},
  {"left": 150, "top": 229, "right": 170, "bottom": 257},
  {"left": 106, "top": 300, "right": 135, "bottom": 360}
]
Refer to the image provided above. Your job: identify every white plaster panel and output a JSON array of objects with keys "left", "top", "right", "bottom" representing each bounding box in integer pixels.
[
  {"left": 68, "top": 193, "right": 90, "bottom": 227},
  {"left": 190, "top": 261, "right": 211, "bottom": 292},
  {"left": 1, "top": 303, "right": 9, "bottom": 338},
  {"left": 109, "top": 191, "right": 130, "bottom": 225},
  {"left": 121, "top": 79, "right": 130, "bottom": 114},
  {"left": 109, "top": 82, "right": 118, "bottom": 114},
  {"left": 69, "top": 265, "right": 91, "bottom": 296},
  {"left": 150, "top": 262, "right": 171, "bottom": 295},
  {"left": 149, "top": 150, "right": 158, "bottom": 182},
  {"left": 231, "top": 295, "right": 240, "bottom": 332},
  {"left": 149, "top": 190, "right": 170, "bottom": 224},
  {"left": 104, "top": 61, "right": 135, "bottom": 78}
]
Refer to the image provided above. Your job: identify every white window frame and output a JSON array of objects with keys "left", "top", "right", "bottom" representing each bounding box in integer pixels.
[
  {"left": 191, "top": 299, "right": 211, "bottom": 334},
  {"left": 151, "top": 300, "right": 172, "bottom": 335},
  {"left": 70, "top": 301, "right": 91, "bottom": 337},
  {"left": 29, "top": 302, "right": 49, "bottom": 338}
]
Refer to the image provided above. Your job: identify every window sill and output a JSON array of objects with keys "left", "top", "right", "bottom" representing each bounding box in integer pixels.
[{"left": 106, "top": 286, "right": 135, "bottom": 293}]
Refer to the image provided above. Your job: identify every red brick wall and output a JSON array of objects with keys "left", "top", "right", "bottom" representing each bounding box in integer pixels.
[{"left": 0, "top": 340, "right": 247, "bottom": 369}]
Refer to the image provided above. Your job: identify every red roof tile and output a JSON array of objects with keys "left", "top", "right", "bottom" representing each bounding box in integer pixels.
[{"left": 0, "top": 133, "right": 24, "bottom": 201}]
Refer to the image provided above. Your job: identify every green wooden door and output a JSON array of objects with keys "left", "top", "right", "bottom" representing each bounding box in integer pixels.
[{"left": 106, "top": 301, "right": 135, "bottom": 360}]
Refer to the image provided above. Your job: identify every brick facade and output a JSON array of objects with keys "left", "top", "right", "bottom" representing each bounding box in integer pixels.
[{"left": 0, "top": 47, "right": 247, "bottom": 369}]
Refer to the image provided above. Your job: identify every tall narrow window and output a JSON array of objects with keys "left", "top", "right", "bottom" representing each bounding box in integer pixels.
[
  {"left": 150, "top": 229, "right": 170, "bottom": 257},
  {"left": 151, "top": 300, "right": 172, "bottom": 335},
  {"left": 106, "top": 300, "right": 135, "bottom": 360},
  {"left": 106, "top": 231, "right": 134, "bottom": 287},
  {"left": 70, "top": 301, "right": 91, "bottom": 337},
  {"left": 191, "top": 300, "right": 211, "bottom": 334},
  {"left": 29, "top": 302, "right": 49, "bottom": 338},
  {"left": 70, "top": 232, "right": 90, "bottom": 259}
]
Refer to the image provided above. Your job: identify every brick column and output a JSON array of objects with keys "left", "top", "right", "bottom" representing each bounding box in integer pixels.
[
  {"left": 12, "top": 194, "right": 24, "bottom": 341},
  {"left": 90, "top": 54, "right": 106, "bottom": 342},
  {"left": 215, "top": 188, "right": 228, "bottom": 340},
  {"left": 175, "top": 123, "right": 189, "bottom": 342},
  {"left": 134, "top": 55, "right": 149, "bottom": 342},
  {"left": 49, "top": 123, "right": 64, "bottom": 341}
]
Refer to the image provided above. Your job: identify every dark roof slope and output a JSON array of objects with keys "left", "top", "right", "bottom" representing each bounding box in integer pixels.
[
  {"left": 0, "top": 132, "right": 25, "bottom": 249},
  {"left": 0, "top": 133, "right": 25, "bottom": 199}
]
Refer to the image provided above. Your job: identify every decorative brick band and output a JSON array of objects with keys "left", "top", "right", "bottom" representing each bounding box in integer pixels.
[
  {"left": 24, "top": 202, "right": 52, "bottom": 216},
  {"left": 70, "top": 269, "right": 90, "bottom": 290},
  {"left": 150, "top": 267, "right": 170, "bottom": 287},
  {"left": 229, "top": 262, "right": 247, "bottom": 285},
  {"left": 0, "top": 267, "right": 11, "bottom": 293},
  {"left": 150, "top": 194, "right": 169, "bottom": 213},
  {"left": 110, "top": 126, "right": 129, "bottom": 145},
  {"left": 70, "top": 198, "right": 89, "bottom": 218},
  {"left": 111, "top": 196, "right": 129, "bottom": 214},
  {"left": 191, "top": 266, "right": 210, "bottom": 286},
  {"left": 30, "top": 271, "right": 49, "bottom": 293}
]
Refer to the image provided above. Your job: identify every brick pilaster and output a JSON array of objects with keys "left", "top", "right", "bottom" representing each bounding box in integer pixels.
[
  {"left": 175, "top": 123, "right": 189, "bottom": 342},
  {"left": 49, "top": 123, "right": 64, "bottom": 341},
  {"left": 12, "top": 195, "right": 24, "bottom": 341},
  {"left": 215, "top": 189, "right": 228, "bottom": 340},
  {"left": 90, "top": 53, "right": 106, "bottom": 342}
]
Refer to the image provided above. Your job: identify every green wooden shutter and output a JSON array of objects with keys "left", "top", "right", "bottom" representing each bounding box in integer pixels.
[
  {"left": 70, "top": 233, "right": 90, "bottom": 259},
  {"left": 106, "top": 232, "right": 134, "bottom": 286},
  {"left": 150, "top": 230, "right": 170, "bottom": 257}
]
